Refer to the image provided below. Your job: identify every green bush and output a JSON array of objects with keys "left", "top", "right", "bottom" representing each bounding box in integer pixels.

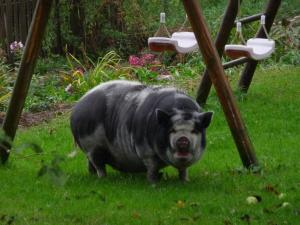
[
  {"left": 62, "top": 51, "right": 134, "bottom": 98},
  {"left": 0, "top": 59, "right": 15, "bottom": 111}
]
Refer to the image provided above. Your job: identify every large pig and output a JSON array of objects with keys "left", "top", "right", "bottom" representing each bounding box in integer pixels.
[{"left": 70, "top": 80, "right": 213, "bottom": 183}]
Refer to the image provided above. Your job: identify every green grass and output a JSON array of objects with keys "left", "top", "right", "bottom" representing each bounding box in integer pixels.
[{"left": 1, "top": 66, "right": 300, "bottom": 225}]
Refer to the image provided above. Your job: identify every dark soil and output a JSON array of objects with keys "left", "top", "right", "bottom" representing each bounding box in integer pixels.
[{"left": 0, "top": 103, "right": 73, "bottom": 128}]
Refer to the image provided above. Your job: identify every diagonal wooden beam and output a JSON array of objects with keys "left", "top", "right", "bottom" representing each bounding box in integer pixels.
[
  {"left": 182, "top": 0, "right": 258, "bottom": 168},
  {"left": 0, "top": 0, "right": 54, "bottom": 164}
]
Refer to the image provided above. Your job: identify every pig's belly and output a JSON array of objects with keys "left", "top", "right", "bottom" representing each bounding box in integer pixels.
[
  {"left": 106, "top": 144, "right": 147, "bottom": 173},
  {"left": 108, "top": 152, "right": 147, "bottom": 173}
]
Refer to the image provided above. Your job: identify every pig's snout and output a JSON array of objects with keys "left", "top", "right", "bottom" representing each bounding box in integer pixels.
[{"left": 176, "top": 136, "right": 190, "bottom": 151}]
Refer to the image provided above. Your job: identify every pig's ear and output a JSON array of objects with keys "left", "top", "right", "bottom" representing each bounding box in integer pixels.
[
  {"left": 156, "top": 109, "right": 172, "bottom": 126},
  {"left": 197, "top": 111, "right": 213, "bottom": 129}
]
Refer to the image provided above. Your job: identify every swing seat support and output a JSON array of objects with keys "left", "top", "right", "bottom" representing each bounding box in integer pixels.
[{"left": 225, "top": 38, "right": 275, "bottom": 60}]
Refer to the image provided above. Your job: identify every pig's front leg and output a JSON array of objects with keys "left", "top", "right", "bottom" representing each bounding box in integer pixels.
[{"left": 178, "top": 167, "right": 189, "bottom": 182}]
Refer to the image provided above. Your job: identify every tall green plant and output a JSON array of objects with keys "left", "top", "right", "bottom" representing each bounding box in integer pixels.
[
  {"left": 0, "top": 60, "right": 14, "bottom": 111},
  {"left": 63, "top": 51, "right": 133, "bottom": 98}
]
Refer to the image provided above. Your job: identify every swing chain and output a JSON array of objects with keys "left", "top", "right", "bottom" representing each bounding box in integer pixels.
[
  {"left": 178, "top": 14, "right": 189, "bottom": 32},
  {"left": 235, "top": 0, "right": 271, "bottom": 44},
  {"left": 260, "top": 15, "right": 271, "bottom": 39},
  {"left": 154, "top": 12, "right": 171, "bottom": 38},
  {"left": 234, "top": 0, "right": 246, "bottom": 44}
]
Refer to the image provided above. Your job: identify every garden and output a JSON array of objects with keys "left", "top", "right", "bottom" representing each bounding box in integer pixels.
[{"left": 0, "top": 0, "right": 300, "bottom": 224}]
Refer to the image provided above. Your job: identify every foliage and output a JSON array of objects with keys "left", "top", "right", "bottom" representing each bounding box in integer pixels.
[
  {"left": 0, "top": 59, "right": 14, "bottom": 111},
  {"left": 271, "top": 15, "right": 300, "bottom": 65},
  {"left": 24, "top": 71, "right": 68, "bottom": 112},
  {"left": 62, "top": 51, "right": 134, "bottom": 98},
  {"left": 13, "top": 141, "right": 68, "bottom": 187},
  {"left": 133, "top": 67, "right": 158, "bottom": 82}
]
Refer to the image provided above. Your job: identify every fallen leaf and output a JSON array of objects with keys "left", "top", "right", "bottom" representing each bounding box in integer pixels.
[
  {"left": 246, "top": 196, "right": 258, "bottom": 204},
  {"left": 176, "top": 200, "right": 185, "bottom": 208},
  {"left": 278, "top": 193, "right": 286, "bottom": 199},
  {"left": 132, "top": 212, "right": 141, "bottom": 219},
  {"left": 240, "top": 214, "right": 251, "bottom": 224},
  {"left": 281, "top": 202, "right": 291, "bottom": 208},
  {"left": 179, "top": 217, "right": 191, "bottom": 221},
  {"left": 265, "top": 184, "right": 280, "bottom": 195},
  {"left": 116, "top": 203, "right": 125, "bottom": 209},
  {"left": 190, "top": 202, "right": 200, "bottom": 208},
  {"left": 263, "top": 208, "right": 275, "bottom": 214},
  {"left": 224, "top": 219, "right": 233, "bottom": 225},
  {"left": 67, "top": 150, "right": 78, "bottom": 158}
]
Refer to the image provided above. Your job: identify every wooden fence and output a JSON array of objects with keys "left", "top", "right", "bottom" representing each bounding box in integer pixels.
[{"left": 0, "top": 0, "right": 37, "bottom": 54}]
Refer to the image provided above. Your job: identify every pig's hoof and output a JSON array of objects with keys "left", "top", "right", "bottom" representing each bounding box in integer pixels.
[
  {"left": 88, "top": 163, "right": 97, "bottom": 175},
  {"left": 96, "top": 170, "right": 107, "bottom": 178},
  {"left": 181, "top": 177, "right": 190, "bottom": 183},
  {"left": 157, "top": 172, "right": 163, "bottom": 180},
  {"left": 148, "top": 172, "right": 162, "bottom": 184}
]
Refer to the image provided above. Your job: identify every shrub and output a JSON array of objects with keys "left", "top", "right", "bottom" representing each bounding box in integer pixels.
[
  {"left": 271, "top": 15, "right": 300, "bottom": 64},
  {"left": 0, "top": 59, "right": 14, "bottom": 111},
  {"left": 62, "top": 51, "right": 134, "bottom": 98}
]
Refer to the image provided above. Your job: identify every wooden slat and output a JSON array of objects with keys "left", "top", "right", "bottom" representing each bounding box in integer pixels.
[
  {"left": 0, "top": 2, "right": 5, "bottom": 45},
  {"left": 20, "top": 0, "right": 27, "bottom": 43},
  {"left": 14, "top": 0, "right": 20, "bottom": 41},
  {"left": 6, "top": 0, "right": 13, "bottom": 55}
]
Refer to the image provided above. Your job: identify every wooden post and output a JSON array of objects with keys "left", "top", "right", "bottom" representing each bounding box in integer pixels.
[
  {"left": 182, "top": 0, "right": 258, "bottom": 168},
  {"left": 0, "top": 0, "right": 53, "bottom": 164},
  {"left": 196, "top": 0, "right": 239, "bottom": 106},
  {"left": 5, "top": 0, "right": 14, "bottom": 63},
  {"left": 238, "top": 0, "right": 281, "bottom": 92}
]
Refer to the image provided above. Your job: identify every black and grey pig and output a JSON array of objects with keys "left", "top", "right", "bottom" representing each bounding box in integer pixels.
[{"left": 70, "top": 80, "right": 213, "bottom": 183}]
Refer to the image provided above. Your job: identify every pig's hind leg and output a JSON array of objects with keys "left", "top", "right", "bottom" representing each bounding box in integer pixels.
[
  {"left": 143, "top": 156, "right": 164, "bottom": 183},
  {"left": 87, "top": 147, "right": 111, "bottom": 178}
]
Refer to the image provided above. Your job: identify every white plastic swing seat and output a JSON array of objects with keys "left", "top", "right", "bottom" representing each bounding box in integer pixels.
[
  {"left": 225, "top": 38, "right": 275, "bottom": 60},
  {"left": 148, "top": 32, "right": 198, "bottom": 54}
]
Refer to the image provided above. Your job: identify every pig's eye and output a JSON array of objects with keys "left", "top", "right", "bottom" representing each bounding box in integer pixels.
[
  {"left": 191, "top": 129, "right": 199, "bottom": 134},
  {"left": 169, "top": 128, "right": 176, "bottom": 134}
]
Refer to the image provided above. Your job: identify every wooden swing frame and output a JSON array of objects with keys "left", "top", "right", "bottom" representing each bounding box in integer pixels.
[
  {"left": 197, "top": 0, "right": 281, "bottom": 105},
  {"left": 0, "top": 0, "right": 258, "bottom": 168}
]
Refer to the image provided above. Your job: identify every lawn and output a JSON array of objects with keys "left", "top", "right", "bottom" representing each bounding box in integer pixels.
[{"left": 0, "top": 66, "right": 299, "bottom": 225}]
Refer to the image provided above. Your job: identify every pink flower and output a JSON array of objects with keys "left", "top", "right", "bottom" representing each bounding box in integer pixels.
[
  {"left": 18, "top": 42, "right": 24, "bottom": 48},
  {"left": 129, "top": 54, "right": 156, "bottom": 67},
  {"left": 75, "top": 67, "right": 84, "bottom": 75},
  {"left": 10, "top": 41, "right": 17, "bottom": 51},
  {"left": 141, "top": 53, "right": 155, "bottom": 61},
  {"left": 9, "top": 41, "right": 24, "bottom": 53},
  {"left": 141, "top": 54, "right": 155, "bottom": 66},
  {"left": 129, "top": 55, "right": 142, "bottom": 67}
]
